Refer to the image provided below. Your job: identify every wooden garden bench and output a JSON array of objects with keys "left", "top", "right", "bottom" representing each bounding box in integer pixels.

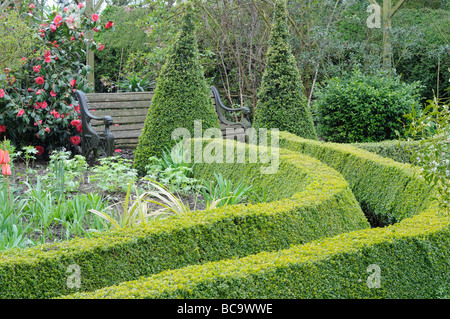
[{"left": 74, "top": 86, "right": 251, "bottom": 158}]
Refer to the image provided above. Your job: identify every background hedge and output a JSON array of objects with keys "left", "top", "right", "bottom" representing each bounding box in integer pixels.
[
  {"left": 0, "top": 139, "right": 367, "bottom": 298},
  {"left": 351, "top": 140, "right": 422, "bottom": 164}
]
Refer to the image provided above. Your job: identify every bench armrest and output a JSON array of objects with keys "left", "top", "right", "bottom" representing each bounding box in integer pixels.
[
  {"left": 75, "top": 90, "right": 113, "bottom": 129},
  {"left": 211, "top": 86, "right": 251, "bottom": 114}
]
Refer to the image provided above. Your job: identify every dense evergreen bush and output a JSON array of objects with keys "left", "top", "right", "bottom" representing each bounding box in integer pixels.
[
  {"left": 133, "top": 3, "right": 219, "bottom": 175},
  {"left": 314, "top": 70, "right": 422, "bottom": 143},
  {"left": 253, "top": 0, "right": 317, "bottom": 140}
]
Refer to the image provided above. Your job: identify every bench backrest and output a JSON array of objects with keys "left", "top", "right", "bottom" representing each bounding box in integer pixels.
[{"left": 85, "top": 91, "right": 220, "bottom": 149}]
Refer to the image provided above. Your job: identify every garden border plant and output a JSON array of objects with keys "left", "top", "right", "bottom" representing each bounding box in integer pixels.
[{"left": 0, "top": 138, "right": 368, "bottom": 298}]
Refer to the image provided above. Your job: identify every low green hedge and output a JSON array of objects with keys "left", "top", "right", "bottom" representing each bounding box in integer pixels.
[
  {"left": 278, "top": 132, "right": 434, "bottom": 225},
  {"left": 61, "top": 133, "right": 448, "bottom": 299},
  {"left": 63, "top": 207, "right": 449, "bottom": 299},
  {"left": 351, "top": 140, "right": 421, "bottom": 164},
  {"left": 0, "top": 140, "right": 367, "bottom": 298}
]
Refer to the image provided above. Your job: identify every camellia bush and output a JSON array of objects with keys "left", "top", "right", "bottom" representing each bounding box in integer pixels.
[{"left": 0, "top": 2, "right": 113, "bottom": 157}]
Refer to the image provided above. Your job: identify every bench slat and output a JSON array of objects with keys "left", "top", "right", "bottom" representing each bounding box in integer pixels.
[
  {"left": 90, "top": 108, "right": 149, "bottom": 118},
  {"left": 85, "top": 92, "right": 155, "bottom": 102},
  {"left": 86, "top": 100, "right": 152, "bottom": 110}
]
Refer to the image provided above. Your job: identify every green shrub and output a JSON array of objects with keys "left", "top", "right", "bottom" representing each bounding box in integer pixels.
[
  {"left": 314, "top": 70, "right": 422, "bottom": 143},
  {"left": 133, "top": 3, "right": 219, "bottom": 175},
  {"left": 0, "top": 139, "right": 367, "bottom": 298},
  {"left": 253, "top": 0, "right": 317, "bottom": 140}
]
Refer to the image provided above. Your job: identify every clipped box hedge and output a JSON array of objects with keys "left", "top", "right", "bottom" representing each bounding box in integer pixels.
[
  {"left": 0, "top": 140, "right": 368, "bottom": 298},
  {"left": 62, "top": 134, "right": 448, "bottom": 299},
  {"left": 278, "top": 132, "right": 434, "bottom": 225},
  {"left": 63, "top": 207, "right": 449, "bottom": 299},
  {"left": 351, "top": 139, "right": 421, "bottom": 164}
]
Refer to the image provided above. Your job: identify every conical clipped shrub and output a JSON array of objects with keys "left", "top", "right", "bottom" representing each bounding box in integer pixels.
[
  {"left": 133, "top": 3, "right": 219, "bottom": 174},
  {"left": 254, "top": 0, "right": 317, "bottom": 140}
]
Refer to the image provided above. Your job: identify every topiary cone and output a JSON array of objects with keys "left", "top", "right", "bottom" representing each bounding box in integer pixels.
[
  {"left": 133, "top": 2, "right": 219, "bottom": 175},
  {"left": 253, "top": 0, "right": 317, "bottom": 140}
]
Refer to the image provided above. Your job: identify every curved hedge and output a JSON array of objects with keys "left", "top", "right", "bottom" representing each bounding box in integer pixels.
[
  {"left": 278, "top": 132, "right": 434, "bottom": 225},
  {"left": 63, "top": 208, "right": 449, "bottom": 299},
  {"left": 62, "top": 133, "right": 449, "bottom": 299},
  {"left": 0, "top": 139, "right": 367, "bottom": 298}
]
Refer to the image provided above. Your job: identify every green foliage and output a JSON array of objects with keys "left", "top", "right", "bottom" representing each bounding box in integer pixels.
[
  {"left": 89, "top": 156, "right": 138, "bottom": 193},
  {"left": 314, "top": 70, "right": 422, "bottom": 143},
  {"left": 0, "top": 139, "right": 368, "bottom": 298},
  {"left": 133, "top": 3, "right": 219, "bottom": 175},
  {"left": 253, "top": 0, "right": 317, "bottom": 140},
  {"left": 351, "top": 140, "right": 422, "bottom": 164},
  {"left": 200, "top": 173, "right": 261, "bottom": 208},
  {"left": 0, "top": 9, "right": 41, "bottom": 78},
  {"left": 144, "top": 144, "right": 200, "bottom": 194},
  {"left": 403, "top": 97, "right": 449, "bottom": 209},
  {"left": 94, "top": 5, "right": 153, "bottom": 92}
]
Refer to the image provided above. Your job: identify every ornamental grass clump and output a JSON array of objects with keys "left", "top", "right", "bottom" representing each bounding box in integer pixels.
[
  {"left": 253, "top": 0, "right": 317, "bottom": 140},
  {"left": 133, "top": 2, "right": 219, "bottom": 175}
]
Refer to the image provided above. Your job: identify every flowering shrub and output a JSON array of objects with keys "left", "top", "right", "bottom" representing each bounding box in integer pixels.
[
  {"left": 0, "top": 2, "right": 113, "bottom": 156},
  {"left": 404, "top": 97, "right": 450, "bottom": 210}
]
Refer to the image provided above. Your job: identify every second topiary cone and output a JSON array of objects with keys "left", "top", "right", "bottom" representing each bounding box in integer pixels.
[
  {"left": 133, "top": 3, "right": 219, "bottom": 175},
  {"left": 254, "top": 0, "right": 317, "bottom": 140}
]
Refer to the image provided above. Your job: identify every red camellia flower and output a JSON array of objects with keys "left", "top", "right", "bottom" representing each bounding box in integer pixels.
[
  {"left": 78, "top": 3, "right": 83, "bottom": 9},
  {"left": 71, "top": 119, "right": 81, "bottom": 127},
  {"left": 98, "top": 43, "right": 104, "bottom": 51},
  {"left": 45, "top": 56, "right": 51, "bottom": 63},
  {"left": 93, "top": 27, "right": 99, "bottom": 32},
  {"left": 105, "top": 21, "right": 114, "bottom": 29},
  {"left": 76, "top": 124, "right": 82, "bottom": 133},
  {"left": 50, "top": 90, "right": 57, "bottom": 97},
  {"left": 53, "top": 14, "right": 63, "bottom": 26},
  {"left": 0, "top": 89, "right": 4, "bottom": 98},
  {"left": 92, "top": 14, "right": 99, "bottom": 21},
  {"left": 70, "top": 136, "right": 81, "bottom": 146},
  {"left": 0, "top": 125, "right": 6, "bottom": 133},
  {"left": 35, "top": 145, "right": 44, "bottom": 156},
  {"left": 33, "top": 65, "right": 41, "bottom": 72},
  {"left": 50, "top": 24, "right": 57, "bottom": 32},
  {"left": 35, "top": 77, "right": 45, "bottom": 85},
  {"left": 45, "top": 127, "right": 50, "bottom": 133},
  {"left": 17, "top": 109, "right": 25, "bottom": 117},
  {"left": 70, "top": 79, "right": 76, "bottom": 87}
]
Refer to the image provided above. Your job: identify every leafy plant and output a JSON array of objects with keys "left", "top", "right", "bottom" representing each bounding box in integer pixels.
[
  {"left": 403, "top": 96, "right": 449, "bottom": 209},
  {"left": 117, "top": 74, "right": 154, "bottom": 92},
  {"left": 89, "top": 180, "right": 191, "bottom": 230},
  {"left": 89, "top": 155, "right": 137, "bottom": 193},
  {"left": 145, "top": 145, "right": 200, "bottom": 194},
  {"left": 200, "top": 173, "right": 260, "bottom": 209}
]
